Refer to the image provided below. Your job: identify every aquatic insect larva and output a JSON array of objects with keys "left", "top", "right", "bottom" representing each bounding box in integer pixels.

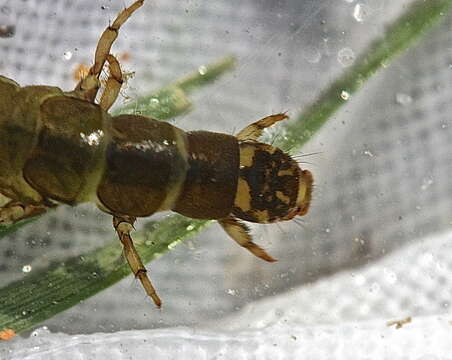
[{"left": 0, "top": 0, "right": 313, "bottom": 307}]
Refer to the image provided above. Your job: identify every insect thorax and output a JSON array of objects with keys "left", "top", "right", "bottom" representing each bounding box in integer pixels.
[{"left": 0, "top": 77, "right": 109, "bottom": 205}]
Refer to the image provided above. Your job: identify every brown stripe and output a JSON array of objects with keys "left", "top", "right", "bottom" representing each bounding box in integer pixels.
[
  {"left": 97, "top": 115, "right": 188, "bottom": 217},
  {"left": 173, "top": 131, "right": 239, "bottom": 219}
]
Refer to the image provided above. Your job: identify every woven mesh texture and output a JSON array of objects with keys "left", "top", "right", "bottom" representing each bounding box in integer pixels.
[
  {"left": 0, "top": 0, "right": 451, "bottom": 354},
  {"left": 3, "top": 232, "right": 452, "bottom": 359}
]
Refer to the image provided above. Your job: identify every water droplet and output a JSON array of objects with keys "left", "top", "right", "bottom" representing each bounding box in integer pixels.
[
  {"left": 359, "top": 303, "right": 370, "bottom": 315},
  {"left": 303, "top": 47, "right": 321, "bottom": 64},
  {"left": 302, "top": 129, "right": 313, "bottom": 138},
  {"left": 353, "top": 3, "right": 372, "bottom": 23},
  {"left": 226, "top": 288, "right": 237, "bottom": 296},
  {"left": 198, "top": 65, "right": 207, "bottom": 75},
  {"left": 337, "top": 47, "right": 355, "bottom": 67},
  {"left": 353, "top": 274, "right": 366, "bottom": 285},
  {"left": 340, "top": 90, "right": 350, "bottom": 100},
  {"left": 421, "top": 177, "right": 433, "bottom": 191},
  {"left": 31, "top": 326, "right": 50, "bottom": 337},
  {"left": 186, "top": 224, "right": 195, "bottom": 231},
  {"left": 369, "top": 282, "right": 380, "bottom": 293},
  {"left": 395, "top": 93, "right": 412, "bottom": 105},
  {"left": 419, "top": 252, "right": 434, "bottom": 267},
  {"left": 383, "top": 268, "right": 397, "bottom": 284},
  {"left": 63, "top": 51, "right": 73, "bottom": 61},
  {"left": 150, "top": 98, "right": 160, "bottom": 105},
  {"left": 325, "top": 227, "right": 330, "bottom": 233},
  {"left": 22, "top": 264, "right": 32, "bottom": 273}
]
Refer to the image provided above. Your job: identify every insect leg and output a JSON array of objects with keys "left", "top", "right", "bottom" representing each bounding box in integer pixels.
[
  {"left": 99, "top": 54, "right": 123, "bottom": 111},
  {"left": 71, "top": 0, "right": 144, "bottom": 102},
  {"left": 0, "top": 201, "right": 51, "bottom": 224},
  {"left": 113, "top": 215, "right": 162, "bottom": 307},
  {"left": 218, "top": 216, "right": 277, "bottom": 262},
  {"left": 236, "top": 113, "right": 288, "bottom": 141},
  {"left": 90, "top": 0, "right": 144, "bottom": 78}
]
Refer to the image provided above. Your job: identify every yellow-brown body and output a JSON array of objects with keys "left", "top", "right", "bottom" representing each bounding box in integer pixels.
[
  {"left": 0, "top": 76, "right": 312, "bottom": 226},
  {"left": 0, "top": 0, "right": 313, "bottom": 309},
  {"left": 0, "top": 76, "right": 244, "bottom": 220}
]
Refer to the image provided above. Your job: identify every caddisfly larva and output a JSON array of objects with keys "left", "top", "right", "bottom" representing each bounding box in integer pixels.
[{"left": 0, "top": 0, "right": 313, "bottom": 307}]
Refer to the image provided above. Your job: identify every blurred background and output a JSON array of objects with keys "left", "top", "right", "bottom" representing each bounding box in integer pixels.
[{"left": 0, "top": 0, "right": 451, "bottom": 337}]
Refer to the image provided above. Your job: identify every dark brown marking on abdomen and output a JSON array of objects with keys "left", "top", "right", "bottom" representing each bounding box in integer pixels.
[
  {"left": 173, "top": 131, "right": 239, "bottom": 219},
  {"left": 233, "top": 147, "right": 299, "bottom": 223},
  {"left": 97, "top": 115, "right": 188, "bottom": 217}
]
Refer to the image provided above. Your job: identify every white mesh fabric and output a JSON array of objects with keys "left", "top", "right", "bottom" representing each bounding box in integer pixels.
[{"left": 0, "top": 0, "right": 451, "bottom": 357}]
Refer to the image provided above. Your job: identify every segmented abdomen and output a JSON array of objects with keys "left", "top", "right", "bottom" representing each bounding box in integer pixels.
[
  {"left": 96, "top": 114, "right": 189, "bottom": 217},
  {"left": 0, "top": 77, "right": 240, "bottom": 219},
  {"left": 96, "top": 116, "right": 240, "bottom": 219}
]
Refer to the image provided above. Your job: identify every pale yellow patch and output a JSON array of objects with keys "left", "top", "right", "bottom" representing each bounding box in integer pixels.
[
  {"left": 239, "top": 145, "right": 256, "bottom": 167},
  {"left": 297, "top": 182, "right": 307, "bottom": 202},
  {"left": 276, "top": 190, "right": 290, "bottom": 204},
  {"left": 264, "top": 144, "right": 277, "bottom": 155},
  {"left": 295, "top": 170, "right": 313, "bottom": 215},
  {"left": 0, "top": 193, "right": 11, "bottom": 207},
  {"left": 234, "top": 178, "right": 252, "bottom": 212},
  {"left": 277, "top": 169, "right": 294, "bottom": 176},
  {"left": 253, "top": 209, "right": 270, "bottom": 223},
  {"left": 221, "top": 222, "right": 250, "bottom": 246}
]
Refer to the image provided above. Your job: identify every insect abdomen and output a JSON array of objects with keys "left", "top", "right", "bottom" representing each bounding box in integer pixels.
[
  {"left": 96, "top": 117, "right": 240, "bottom": 220},
  {"left": 96, "top": 115, "right": 189, "bottom": 217},
  {"left": 172, "top": 130, "right": 239, "bottom": 219}
]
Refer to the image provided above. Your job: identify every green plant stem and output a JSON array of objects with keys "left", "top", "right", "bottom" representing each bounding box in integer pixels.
[
  {"left": 0, "top": 216, "right": 210, "bottom": 334},
  {"left": 0, "top": 0, "right": 451, "bottom": 335},
  {"left": 280, "top": 0, "right": 452, "bottom": 151},
  {"left": 114, "top": 56, "right": 236, "bottom": 119}
]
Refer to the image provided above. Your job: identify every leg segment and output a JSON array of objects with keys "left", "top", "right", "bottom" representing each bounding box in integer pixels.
[
  {"left": 113, "top": 215, "right": 162, "bottom": 307},
  {"left": 91, "top": 0, "right": 144, "bottom": 78},
  {"left": 0, "top": 201, "right": 51, "bottom": 225},
  {"left": 71, "top": 0, "right": 144, "bottom": 103},
  {"left": 236, "top": 113, "right": 288, "bottom": 141},
  {"left": 99, "top": 54, "right": 123, "bottom": 111},
  {"left": 218, "top": 216, "right": 277, "bottom": 262}
]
